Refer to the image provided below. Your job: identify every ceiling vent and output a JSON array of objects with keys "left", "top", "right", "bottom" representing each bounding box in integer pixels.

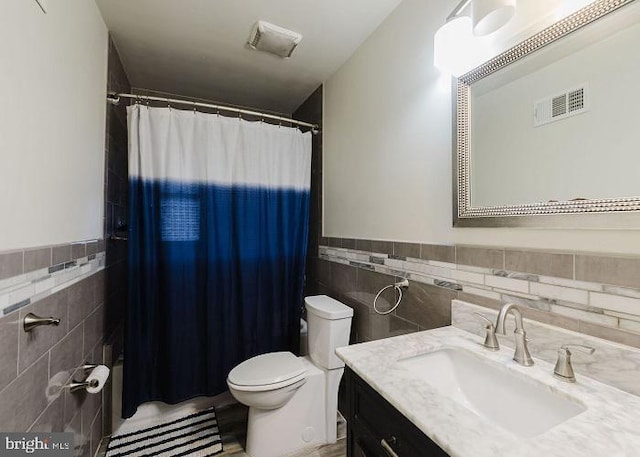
[
  {"left": 248, "top": 21, "right": 302, "bottom": 59},
  {"left": 533, "top": 84, "right": 589, "bottom": 127}
]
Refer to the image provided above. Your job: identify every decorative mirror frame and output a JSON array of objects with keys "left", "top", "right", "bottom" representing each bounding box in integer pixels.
[{"left": 454, "top": 0, "right": 640, "bottom": 228}]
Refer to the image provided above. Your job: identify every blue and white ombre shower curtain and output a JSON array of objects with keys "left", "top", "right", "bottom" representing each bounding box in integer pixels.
[{"left": 124, "top": 105, "right": 312, "bottom": 418}]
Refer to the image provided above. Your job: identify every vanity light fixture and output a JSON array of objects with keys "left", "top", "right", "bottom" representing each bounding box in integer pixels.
[
  {"left": 434, "top": 0, "right": 517, "bottom": 76},
  {"left": 472, "top": 0, "right": 516, "bottom": 36}
]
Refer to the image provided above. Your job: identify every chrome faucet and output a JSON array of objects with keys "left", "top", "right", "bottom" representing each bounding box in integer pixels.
[{"left": 495, "top": 303, "right": 534, "bottom": 366}]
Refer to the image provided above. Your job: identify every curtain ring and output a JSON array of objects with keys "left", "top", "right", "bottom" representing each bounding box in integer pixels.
[
  {"left": 166, "top": 98, "right": 171, "bottom": 110},
  {"left": 192, "top": 102, "right": 197, "bottom": 114}
]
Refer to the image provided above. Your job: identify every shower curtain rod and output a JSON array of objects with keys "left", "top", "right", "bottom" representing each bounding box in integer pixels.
[{"left": 107, "top": 93, "right": 320, "bottom": 132}]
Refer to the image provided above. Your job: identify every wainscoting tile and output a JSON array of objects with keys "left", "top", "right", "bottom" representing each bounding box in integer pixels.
[
  {"left": 0, "top": 313, "right": 18, "bottom": 391},
  {"left": 461, "top": 285, "right": 501, "bottom": 301},
  {"left": 505, "top": 250, "right": 573, "bottom": 279},
  {"left": 28, "top": 395, "right": 65, "bottom": 433},
  {"left": 315, "top": 244, "right": 640, "bottom": 346},
  {"left": 81, "top": 389, "right": 101, "bottom": 447},
  {"left": 619, "top": 319, "right": 640, "bottom": 333},
  {"left": 52, "top": 245, "right": 72, "bottom": 266},
  {"left": 0, "top": 354, "right": 49, "bottom": 432},
  {"left": 371, "top": 314, "right": 419, "bottom": 340},
  {"left": 450, "top": 269, "right": 484, "bottom": 285},
  {"left": 71, "top": 243, "right": 86, "bottom": 260},
  {"left": 341, "top": 238, "right": 357, "bottom": 250},
  {"left": 67, "top": 279, "right": 95, "bottom": 330},
  {"left": 50, "top": 324, "right": 84, "bottom": 381},
  {"left": 0, "top": 251, "right": 23, "bottom": 280},
  {"left": 83, "top": 306, "right": 105, "bottom": 359},
  {"left": 315, "top": 258, "right": 332, "bottom": 287},
  {"left": 602, "top": 285, "right": 640, "bottom": 299},
  {"left": 24, "top": 248, "right": 52, "bottom": 273},
  {"left": 576, "top": 255, "right": 640, "bottom": 289},
  {"left": 485, "top": 275, "right": 529, "bottom": 294},
  {"left": 530, "top": 282, "right": 589, "bottom": 305},
  {"left": 549, "top": 304, "right": 619, "bottom": 327},
  {"left": 456, "top": 246, "right": 504, "bottom": 269},
  {"left": 578, "top": 321, "right": 640, "bottom": 349},
  {"left": 354, "top": 239, "right": 372, "bottom": 252},
  {"left": 90, "top": 410, "right": 103, "bottom": 457},
  {"left": 339, "top": 295, "right": 371, "bottom": 343},
  {"left": 370, "top": 240, "right": 393, "bottom": 255},
  {"left": 590, "top": 292, "right": 640, "bottom": 316},
  {"left": 396, "top": 282, "right": 455, "bottom": 330},
  {"left": 86, "top": 242, "right": 98, "bottom": 257},
  {"left": 92, "top": 270, "right": 106, "bottom": 308},
  {"left": 456, "top": 292, "right": 500, "bottom": 310},
  {"left": 355, "top": 269, "right": 396, "bottom": 312},
  {"left": 393, "top": 242, "right": 420, "bottom": 259},
  {"left": 330, "top": 262, "right": 357, "bottom": 296},
  {"left": 18, "top": 291, "right": 68, "bottom": 372},
  {"left": 420, "top": 244, "right": 455, "bottom": 263},
  {"left": 538, "top": 275, "right": 603, "bottom": 292},
  {"left": 327, "top": 238, "right": 342, "bottom": 248}
]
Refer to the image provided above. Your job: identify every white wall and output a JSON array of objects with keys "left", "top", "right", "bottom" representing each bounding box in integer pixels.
[
  {"left": 0, "top": 0, "right": 108, "bottom": 251},
  {"left": 323, "top": 0, "right": 640, "bottom": 255}
]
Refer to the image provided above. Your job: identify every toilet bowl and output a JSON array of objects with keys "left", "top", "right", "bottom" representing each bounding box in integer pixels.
[{"left": 227, "top": 295, "right": 353, "bottom": 457}]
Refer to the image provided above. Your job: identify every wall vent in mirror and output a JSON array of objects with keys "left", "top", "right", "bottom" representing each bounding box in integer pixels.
[{"left": 534, "top": 84, "right": 589, "bottom": 127}]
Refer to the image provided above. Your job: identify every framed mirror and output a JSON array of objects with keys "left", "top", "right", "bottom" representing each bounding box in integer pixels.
[{"left": 454, "top": 0, "right": 640, "bottom": 228}]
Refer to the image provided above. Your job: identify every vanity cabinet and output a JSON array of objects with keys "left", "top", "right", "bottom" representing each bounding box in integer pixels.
[{"left": 344, "top": 368, "right": 449, "bottom": 457}]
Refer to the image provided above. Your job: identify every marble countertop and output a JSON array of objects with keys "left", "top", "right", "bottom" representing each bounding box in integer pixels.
[{"left": 336, "top": 325, "right": 640, "bottom": 457}]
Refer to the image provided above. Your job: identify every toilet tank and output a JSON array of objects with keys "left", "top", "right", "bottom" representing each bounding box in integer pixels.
[{"left": 305, "top": 295, "right": 353, "bottom": 370}]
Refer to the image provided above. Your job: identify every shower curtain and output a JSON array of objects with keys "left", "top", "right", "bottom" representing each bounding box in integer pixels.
[{"left": 123, "top": 105, "right": 312, "bottom": 418}]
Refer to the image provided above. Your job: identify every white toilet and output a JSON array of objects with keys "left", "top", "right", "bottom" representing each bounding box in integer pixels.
[{"left": 227, "top": 295, "right": 353, "bottom": 457}]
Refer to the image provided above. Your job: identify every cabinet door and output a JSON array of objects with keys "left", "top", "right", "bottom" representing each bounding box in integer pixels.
[
  {"left": 351, "top": 423, "right": 387, "bottom": 457},
  {"left": 345, "top": 368, "right": 450, "bottom": 457}
]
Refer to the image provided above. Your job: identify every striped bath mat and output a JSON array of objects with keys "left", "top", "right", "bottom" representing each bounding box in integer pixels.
[{"left": 106, "top": 407, "right": 223, "bottom": 457}]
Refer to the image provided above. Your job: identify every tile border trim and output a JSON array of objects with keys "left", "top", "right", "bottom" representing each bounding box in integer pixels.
[{"left": 318, "top": 240, "right": 640, "bottom": 349}]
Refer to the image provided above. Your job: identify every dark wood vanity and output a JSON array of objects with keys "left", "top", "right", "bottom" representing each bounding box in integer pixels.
[{"left": 344, "top": 367, "right": 449, "bottom": 457}]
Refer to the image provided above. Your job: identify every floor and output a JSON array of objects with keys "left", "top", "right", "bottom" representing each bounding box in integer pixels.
[{"left": 101, "top": 400, "right": 346, "bottom": 457}]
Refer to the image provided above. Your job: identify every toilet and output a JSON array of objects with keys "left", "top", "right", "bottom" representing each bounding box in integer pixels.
[{"left": 227, "top": 295, "right": 353, "bottom": 457}]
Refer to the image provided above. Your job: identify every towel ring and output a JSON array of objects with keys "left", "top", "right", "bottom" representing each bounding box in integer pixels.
[{"left": 373, "top": 279, "right": 409, "bottom": 315}]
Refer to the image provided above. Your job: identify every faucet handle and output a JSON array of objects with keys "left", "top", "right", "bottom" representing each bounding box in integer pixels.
[
  {"left": 554, "top": 344, "right": 596, "bottom": 383},
  {"left": 561, "top": 344, "right": 595, "bottom": 355},
  {"left": 473, "top": 313, "right": 500, "bottom": 351}
]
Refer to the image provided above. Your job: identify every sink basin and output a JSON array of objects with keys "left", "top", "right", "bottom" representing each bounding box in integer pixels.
[{"left": 396, "top": 348, "right": 586, "bottom": 438}]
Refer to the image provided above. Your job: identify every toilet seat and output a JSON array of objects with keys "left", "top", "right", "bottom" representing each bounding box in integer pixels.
[{"left": 227, "top": 351, "right": 306, "bottom": 392}]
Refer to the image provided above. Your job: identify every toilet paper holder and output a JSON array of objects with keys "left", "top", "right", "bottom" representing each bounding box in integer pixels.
[
  {"left": 67, "top": 378, "right": 99, "bottom": 393},
  {"left": 65, "top": 364, "right": 100, "bottom": 393}
]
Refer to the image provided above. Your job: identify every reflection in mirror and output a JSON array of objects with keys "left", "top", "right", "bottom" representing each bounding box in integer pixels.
[
  {"left": 471, "top": 2, "right": 640, "bottom": 207},
  {"left": 454, "top": 0, "right": 640, "bottom": 227}
]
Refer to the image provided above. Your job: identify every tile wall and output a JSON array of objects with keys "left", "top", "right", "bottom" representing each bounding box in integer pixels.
[
  {"left": 309, "top": 238, "right": 640, "bottom": 349},
  {"left": 100, "top": 37, "right": 131, "bottom": 435},
  {"left": 0, "top": 37, "right": 131, "bottom": 456},
  {"left": 103, "top": 37, "right": 130, "bottom": 364},
  {"left": 292, "top": 85, "right": 323, "bottom": 304},
  {"left": 0, "top": 242, "right": 106, "bottom": 457}
]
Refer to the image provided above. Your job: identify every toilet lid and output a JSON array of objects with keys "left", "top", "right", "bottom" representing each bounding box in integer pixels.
[{"left": 228, "top": 351, "right": 306, "bottom": 387}]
